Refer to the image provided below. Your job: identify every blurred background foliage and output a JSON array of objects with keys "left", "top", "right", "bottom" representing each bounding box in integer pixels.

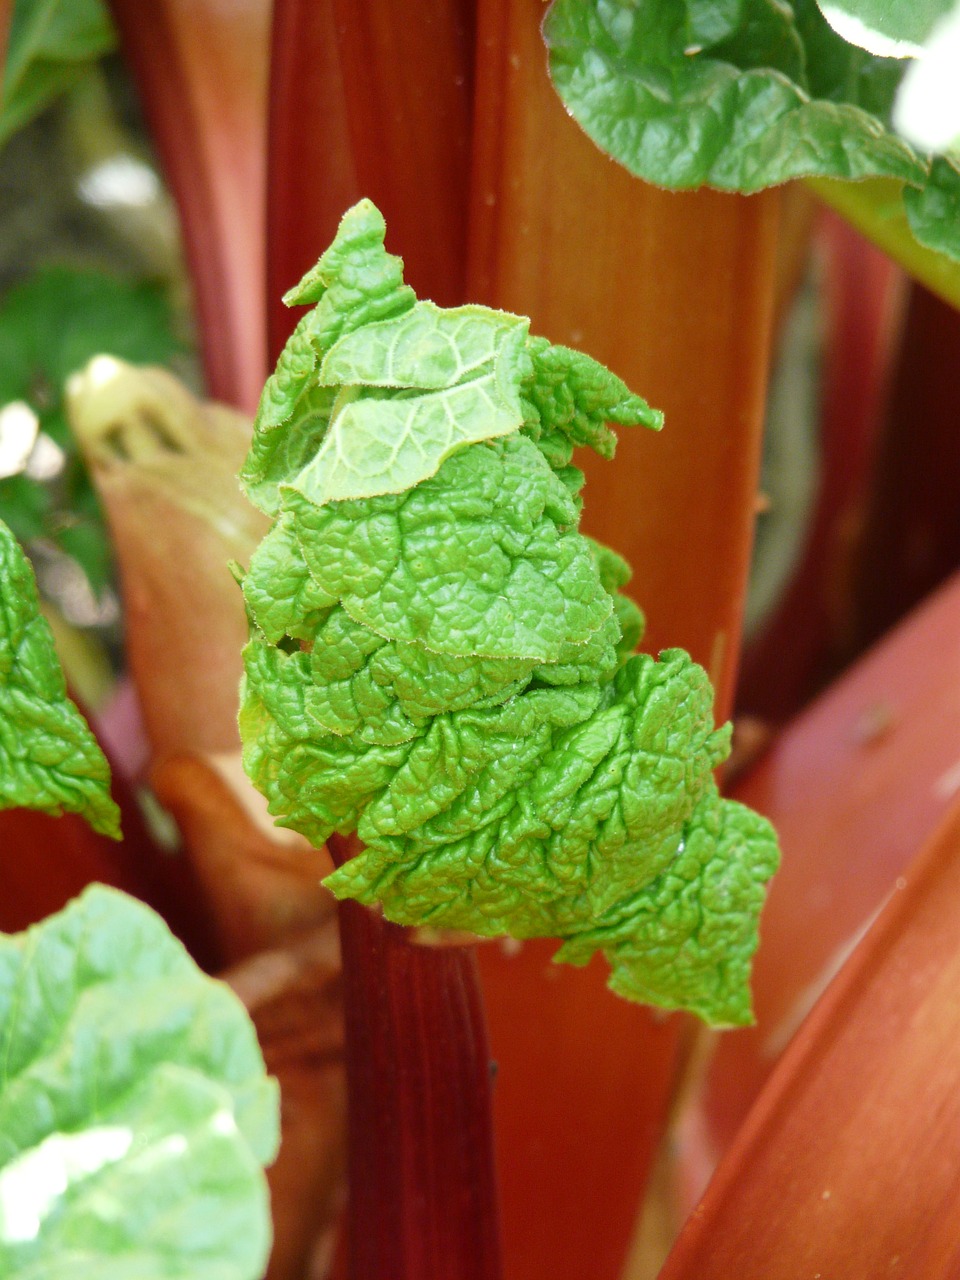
[{"left": 0, "top": 0, "right": 196, "bottom": 646}]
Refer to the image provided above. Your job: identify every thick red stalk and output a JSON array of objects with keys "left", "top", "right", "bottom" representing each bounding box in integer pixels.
[
  {"left": 267, "top": 10, "right": 500, "bottom": 1275},
  {"left": 466, "top": 5, "right": 779, "bottom": 1276},
  {"left": 329, "top": 835, "right": 501, "bottom": 1280},
  {"left": 676, "top": 570, "right": 960, "bottom": 1213}
]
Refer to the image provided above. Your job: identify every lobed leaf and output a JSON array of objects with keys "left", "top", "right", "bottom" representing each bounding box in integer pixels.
[{"left": 0, "top": 517, "right": 120, "bottom": 836}]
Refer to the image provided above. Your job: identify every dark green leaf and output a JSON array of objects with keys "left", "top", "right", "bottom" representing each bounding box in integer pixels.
[{"left": 543, "top": 0, "right": 960, "bottom": 262}]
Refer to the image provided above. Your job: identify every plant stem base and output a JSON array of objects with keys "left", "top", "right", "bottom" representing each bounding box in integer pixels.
[{"left": 337, "top": 891, "right": 502, "bottom": 1280}]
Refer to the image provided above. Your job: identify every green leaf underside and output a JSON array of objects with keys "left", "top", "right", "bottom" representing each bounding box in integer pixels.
[
  {"left": 0, "top": 518, "right": 120, "bottom": 836},
  {"left": 239, "top": 200, "right": 779, "bottom": 1026},
  {"left": 543, "top": 0, "right": 960, "bottom": 263},
  {"left": 0, "top": 886, "right": 279, "bottom": 1279},
  {"left": 816, "top": 0, "right": 950, "bottom": 51},
  {"left": 290, "top": 303, "right": 532, "bottom": 504}
]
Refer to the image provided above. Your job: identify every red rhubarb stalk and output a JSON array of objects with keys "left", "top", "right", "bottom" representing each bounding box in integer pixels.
[
  {"left": 329, "top": 835, "right": 501, "bottom": 1280},
  {"left": 660, "top": 793, "right": 960, "bottom": 1278},
  {"left": 267, "top": 0, "right": 475, "bottom": 358}
]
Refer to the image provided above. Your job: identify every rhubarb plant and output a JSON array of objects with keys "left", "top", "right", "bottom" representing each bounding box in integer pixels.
[
  {"left": 238, "top": 200, "right": 780, "bottom": 1027},
  {"left": 0, "top": 516, "right": 280, "bottom": 1279}
]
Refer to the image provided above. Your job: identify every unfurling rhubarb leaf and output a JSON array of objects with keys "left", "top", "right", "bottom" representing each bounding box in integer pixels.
[
  {"left": 238, "top": 200, "right": 779, "bottom": 1026},
  {"left": 0, "top": 886, "right": 279, "bottom": 1280},
  {"left": 0, "top": 516, "right": 120, "bottom": 836},
  {"left": 543, "top": 0, "right": 960, "bottom": 264}
]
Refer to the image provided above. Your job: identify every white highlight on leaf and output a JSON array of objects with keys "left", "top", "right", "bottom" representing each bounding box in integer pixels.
[
  {"left": 0, "top": 401, "right": 39, "bottom": 479},
  {"left": 211, "top": 1108, "right": 239, "bottom": 1137},
  {"left": 894, "top": 6, "right": 960, "bottom": 151},
  {"left": 0, "top": 1126, "right": 133, "bottom": 1244},
  {"left": 78, "top": 154, "right": 161, "bottom": 209},
  {"left": 819, "top": 5, "right": 923, "bottom": 57}
]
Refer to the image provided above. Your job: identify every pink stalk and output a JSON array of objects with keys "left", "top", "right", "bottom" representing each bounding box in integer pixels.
[
  {"left": 660, "top": 792, "right": 960, "bottom": 1277},
  {"left": 108, "top": 0, "right": 271, "bottom": 412},
  {"left": 677, "top": 570, "right": 960, "bottom": 1212}
]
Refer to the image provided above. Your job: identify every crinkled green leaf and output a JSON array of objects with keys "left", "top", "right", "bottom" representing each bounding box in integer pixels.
[
  {"left": 543, "top": 0, "right": 960, "bottom": 263},
  {"left": 0, "top": 517, "right": 120, "bottom": 836},
  {"left": 523, "top": 336, "right": 662, "bottom": 461},
  {"left": 0, "top": 885, "right": 279, "bottom": 1279},
  {"left": 238, "top": 201, "right": 778, "bottom": 1024},
  {"left": 554, "top": 785, "right": 780, "bottom": 1025},
  {"left": 333, "top": 651, "right": 727, "bottom": 919},
  {"left": 0, "top": 0, "right": 116, "bottom": 147},
  {"left": 241, "top": 200, "right": 415, "bottom": 518},
  {"left": 903, "top": 155, "right": 960, "bottom": 250},
  {"left": 544, "top": 0, "right": 920, "bottom": 190},
  {"left": 241, "top": 515, "right": 335, "bottom": 643},
  {"left": 589, "top": 538, "right": 646, "bottom": 659},
  {"left": 281, "top": 436, "right": 615, "bottom": 661},
  {"left": 239, "top": 655, "right": 412, "bottom": 846}
]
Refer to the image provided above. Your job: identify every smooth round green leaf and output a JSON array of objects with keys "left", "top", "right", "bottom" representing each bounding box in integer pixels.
[{"left": 0, "top": 887, "right": 279, "bottom": 1279}]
